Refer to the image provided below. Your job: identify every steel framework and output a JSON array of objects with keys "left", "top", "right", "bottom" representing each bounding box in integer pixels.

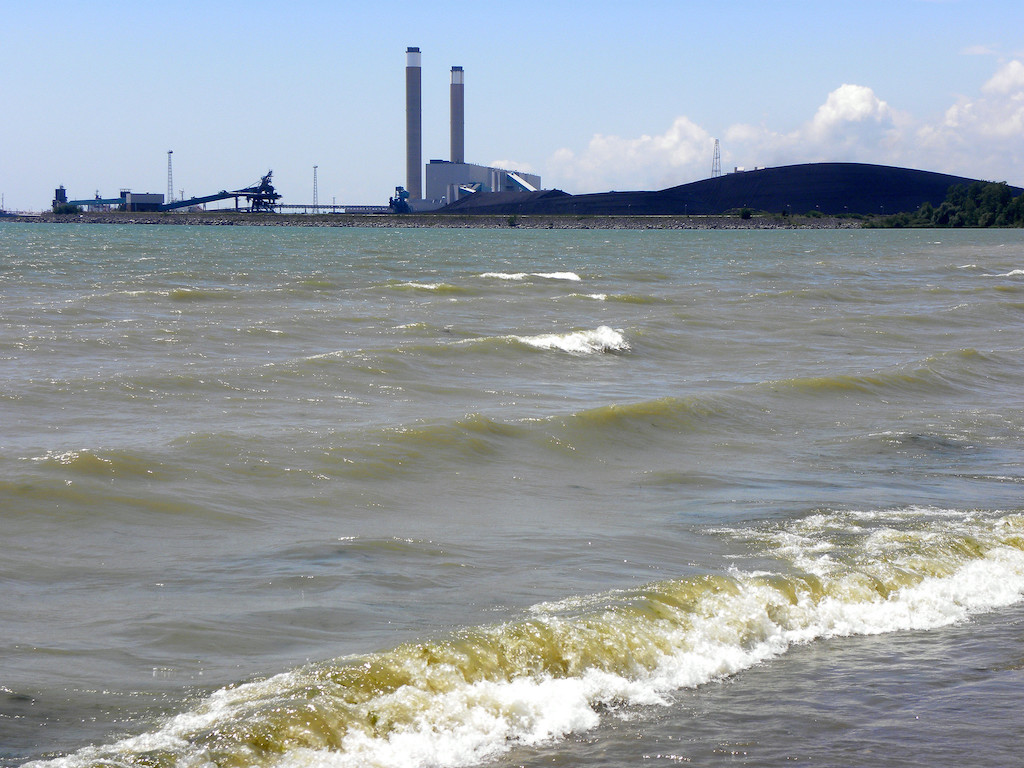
[{"left": 167, "top": 150, "right": 174, "bottom": 203}]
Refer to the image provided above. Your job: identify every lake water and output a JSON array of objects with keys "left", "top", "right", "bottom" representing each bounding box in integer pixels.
[{"left": 3, "top": 222, "right": 1024, "bottom": 767}]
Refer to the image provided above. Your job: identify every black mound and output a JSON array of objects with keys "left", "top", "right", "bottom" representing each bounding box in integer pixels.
[
  {"left": 440, "top": 189, "right": 571, "bottom": 214},
  {"left": 440, "top": 163, "right": 1020, "bottom": 216}
]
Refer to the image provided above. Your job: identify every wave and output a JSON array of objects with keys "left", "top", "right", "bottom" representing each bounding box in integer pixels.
[
  {"left": 324, "top": 414, "right": 527, "bottom": 478},
  {"left": 767, "top": 370, "right": 948, "bottom": 397},
  {"left": 480, "top": 271, "right": 582, "bottom": 282},
  {"left": 287, "top": 397, "right": 725, "bottom": 479},
  {"left": 512, "top": 326, "right": 629, "bottom": 354},
  {"left": 390, "top": 282, "right": 469, "bottom": 294},
  {"left": 157, "top": 346, "right": 1006, "bottom": 481},
  {"left": 295, "top": 279, "right": 339, "bottom": 289},
  {"left": 564, "top": 293, "right": 662, "bottom": 304},
  {"left": 27, "top": 448, "right": 163, "bottom": 479},
  {"left": 759, "top": 348, "right": 1003, "bottom": 399},
  {"left": 987, "top": 269, "right": 1024, "bottom": 277},
  {"left": 298, "top": 325, "right": 629, "bottom": 372},
  {"left": 168, "top": 287, "right": 236, "bottom": 302},
  {"left": 550, "top": 395, "right": 732, "bottom": 440},
  {"left": 23, "top": 346, "right": 1016, "bottom": 489},
  {"left": 34, "top": 508, "right": 1024, "bottom": 768}
]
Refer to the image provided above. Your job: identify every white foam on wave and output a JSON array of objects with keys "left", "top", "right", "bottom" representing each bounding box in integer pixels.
[
  {"left": 990, "top": 269, "right": 1024, "bottom": 277},
  {"left": 533, "top": 271, "right": 581, "bottom": 281},
  {"left": 514, "top": 326, "right": 629, "bottom": 354},
  {"left": 307, "top": 350, "right": 346, "bottom": 360},
  {"left": 31, "top": 510, "right": 1024, "bottom": 768},
  {"left": 480, "top": 271, "right": 582, "bottom": 282},
  {"left": 480, "top": 272, "right": 528, "bottom": 280},
  {"left": 400, "top": 281, "right": 446, "bottom": 289},
  {"left": 29, "top": 449, "right": 84, "bottom": 464}
]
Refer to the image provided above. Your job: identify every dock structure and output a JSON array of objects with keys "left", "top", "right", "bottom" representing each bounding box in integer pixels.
[
  {"left": 64, "top": 171, "right": 284, "bottom": 213},
  {"left": 275, "top": 204, "right": 389, "bottom": 214}
]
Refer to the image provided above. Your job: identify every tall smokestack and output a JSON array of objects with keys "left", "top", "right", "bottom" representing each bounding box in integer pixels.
[
  {"left": 405, "top": 47, "right": 422, "bottom": 199},
  {"left": 450, "top": 66, "right": 465, "bottom": 165}
]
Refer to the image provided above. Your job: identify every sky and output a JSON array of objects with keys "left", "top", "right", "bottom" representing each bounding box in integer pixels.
[{"left": 2, "top": 0, "right": 1024, "bottom": 212}]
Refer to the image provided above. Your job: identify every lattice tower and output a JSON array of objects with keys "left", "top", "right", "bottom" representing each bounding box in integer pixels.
[{"left": 167, "top": 151, "right": 174, "bottom": 203}]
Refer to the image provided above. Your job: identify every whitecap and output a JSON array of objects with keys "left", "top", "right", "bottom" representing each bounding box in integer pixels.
[
  {"left": 400, "top": 281, "right": 445, "bottom": 289},
  {"left": 480, "top": 272, "right": 528, "bottom": 280},
  {"left": 28, "top": 510, "right": 1024, "bottom": 768},
  {"left": 515, "top": 326, "right": 629, "bottom": 354},
  {"left": 480, "top": 272, "right": 582, "bottom": 282},
  {"left": 532, "top": 272, "right": 582, "bottom": 281}
]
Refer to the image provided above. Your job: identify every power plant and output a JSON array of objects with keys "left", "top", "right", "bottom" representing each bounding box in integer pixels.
[
  {"left": 396, "top": 47, "right": 541, "bottom": 212},
  {"left": 53, "top": 45, "right": 542, "bottom": 215},
  {"left": 42, "top": 45, "right": 1024, "bottom": 220},
  {"left": 47, "top": 44, "right": 1014, "bottom": 221}
]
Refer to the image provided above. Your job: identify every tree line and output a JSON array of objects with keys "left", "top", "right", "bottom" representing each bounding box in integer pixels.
[{"left": 869, "top": 181, "right": 1024, "bottom": 228}]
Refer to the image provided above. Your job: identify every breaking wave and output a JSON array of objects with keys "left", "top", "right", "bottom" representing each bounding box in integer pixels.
[
  {"left": 480, "top": 272, "right": 582, "bottom": 282},
  {"left": 513, "top": 326, "right": 629, "bottom": 354},
  {"left": 32, "top": 509, "right": 1024, "bottom": 768}
]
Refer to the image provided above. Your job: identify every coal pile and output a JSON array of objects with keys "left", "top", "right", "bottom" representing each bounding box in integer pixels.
[{"left": 440, "top": 162, "right": 1021, "bottom": 217}]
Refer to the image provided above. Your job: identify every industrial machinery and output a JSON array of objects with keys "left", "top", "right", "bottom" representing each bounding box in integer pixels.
[
  {"left": 388, "top": 186, "right": 412, "bottom": 213},
  {"left": 236, "top": 171, "right": 280, "bottom": 212},
  {"left": 158, "top": 170, "right": 281, "bottom": 212},
  {"left": 61, "top": 171, "right": 283, "bottom": 213}
]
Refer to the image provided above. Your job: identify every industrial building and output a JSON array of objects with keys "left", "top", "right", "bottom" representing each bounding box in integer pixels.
[
  {"left": 426, "top": 160, "right": 541, "bottom": 205},
  {"left": 54, "top": 186, "right": 165, "bottom": 212},
  {"left": 403, "top": 48, "right": 541, "bottom": 210}
]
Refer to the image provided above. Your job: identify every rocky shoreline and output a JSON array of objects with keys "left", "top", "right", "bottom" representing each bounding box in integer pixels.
[{"left": 6, "top": 211, "right": 864, "bottom": 229}]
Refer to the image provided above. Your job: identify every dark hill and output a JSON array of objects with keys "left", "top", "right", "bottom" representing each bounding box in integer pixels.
[{"left": 440, "top": 163, "right": 1022, "bottom": 217}]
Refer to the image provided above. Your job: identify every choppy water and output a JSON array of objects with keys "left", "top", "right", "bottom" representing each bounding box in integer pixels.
[{"left": 3, "top": 223, "right": 1024, "bottom": 767}]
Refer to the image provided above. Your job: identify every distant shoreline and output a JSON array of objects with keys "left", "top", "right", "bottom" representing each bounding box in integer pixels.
[{"left": 5, "top": 211, "right": 864, "bottom": 230}]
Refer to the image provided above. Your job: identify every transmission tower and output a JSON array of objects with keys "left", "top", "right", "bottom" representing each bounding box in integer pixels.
[
  {"left": 167, "top": 150, "right": 174, "bottom": 203},
  {"left": 711, "top": 139, "right": 721, "bottom": 178},
  {"left": 313, "top": 165, "right": 319, "bottom": 209}
]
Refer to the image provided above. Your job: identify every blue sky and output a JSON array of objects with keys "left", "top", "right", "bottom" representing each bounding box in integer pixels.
[{"left": 2, "top": 1, "right": 1023, "bottom": 211}]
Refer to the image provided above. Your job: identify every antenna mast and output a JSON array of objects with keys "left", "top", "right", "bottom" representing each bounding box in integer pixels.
[
  {"left": 167, "top": 150, "right": 174, "bottom": 203},
  {"left": 313, "top": 165, "right": 319, "bottom": 209},
  {"left": 711, "top": 139, "right": 721, "bottom": 178}
]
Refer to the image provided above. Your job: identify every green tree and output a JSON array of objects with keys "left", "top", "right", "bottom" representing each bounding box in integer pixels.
[{"left": 875, "top": 181, "right": 1024, "bottom": 228}]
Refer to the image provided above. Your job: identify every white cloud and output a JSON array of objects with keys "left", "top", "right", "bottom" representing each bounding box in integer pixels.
[
  {"left": 547, "top": 60, "right": 1024, "bottom": 193},
  {"left": 489, "top": 159, "right": 538, "bottom": 175},
  {"left": 799, "top": 84, "right": 905, "bottom": 161},
  {"left": 547, "top": 116, "right": 712, "bottom": 192},
  {"left": 917, "top": 59, "right": 1024, "bottom": 174},
  {"left": 982, "top": 59, "right": 1024, "bottom": 94},
  {"left": 809, "top": 84, "right": 893, "bottom": 133}
]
